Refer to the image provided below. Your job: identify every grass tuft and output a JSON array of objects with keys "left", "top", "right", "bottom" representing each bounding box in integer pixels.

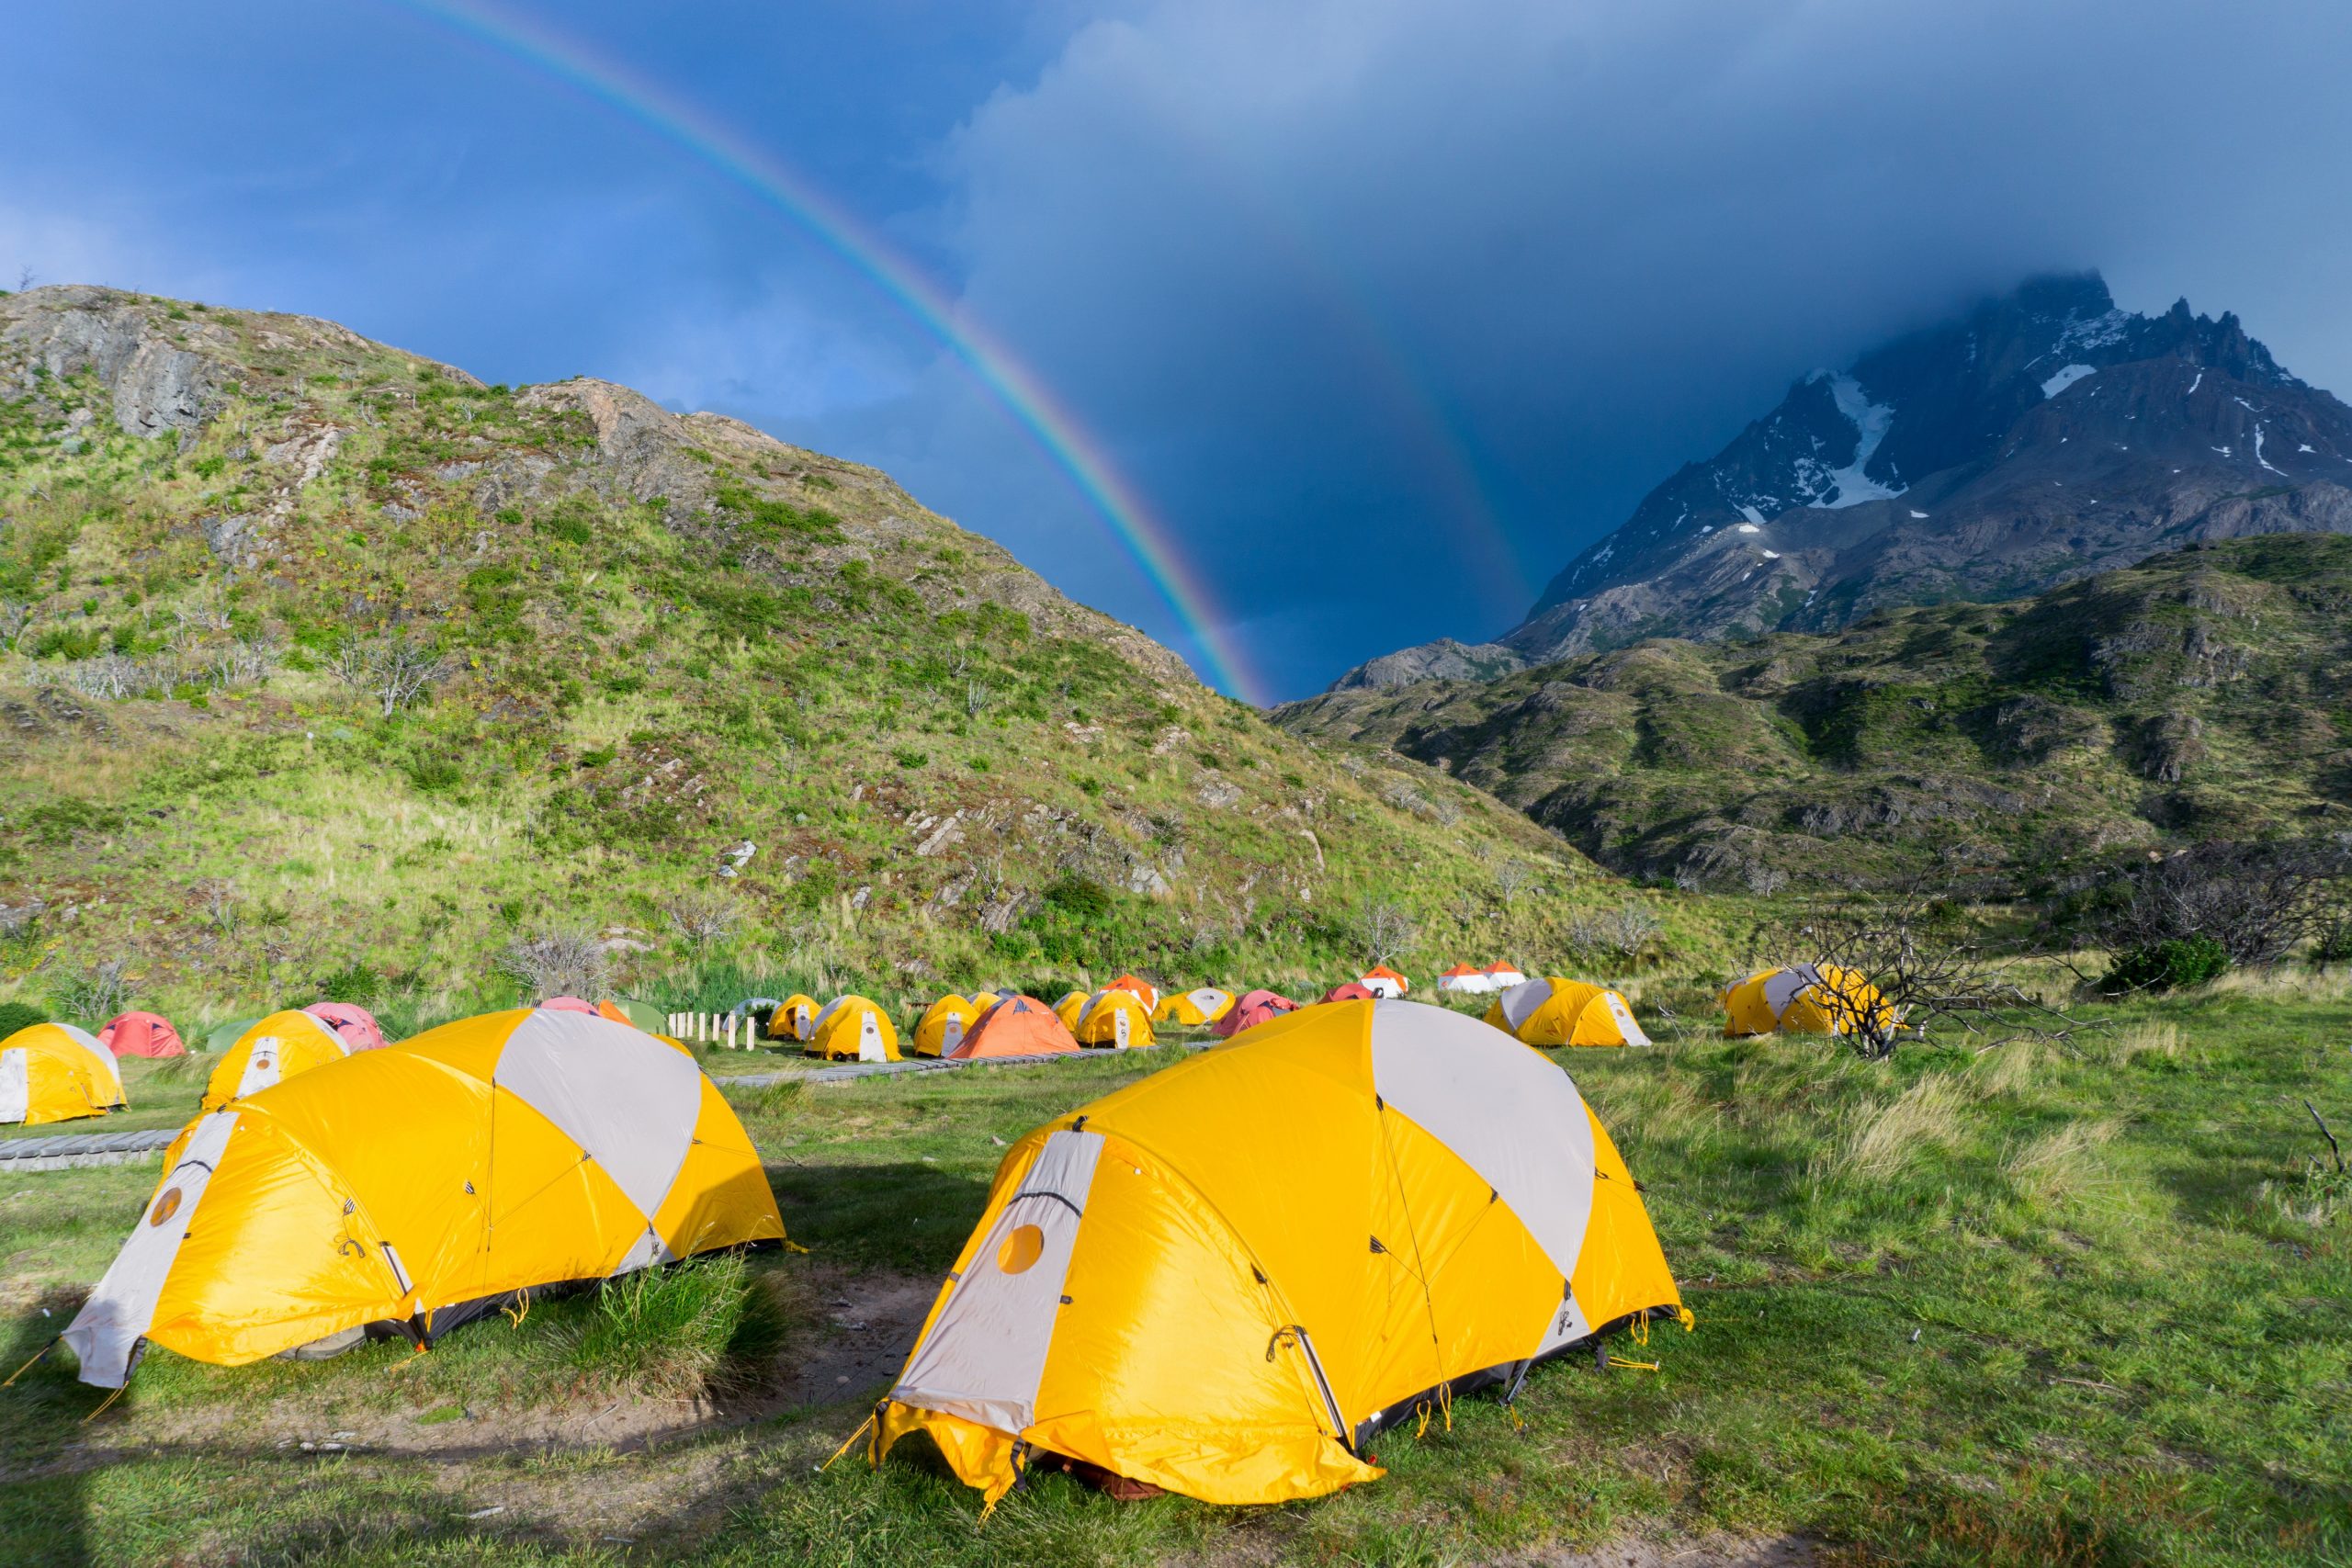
[{"left": 561, "top": 1251, "right": 787, "bottom": 1400}]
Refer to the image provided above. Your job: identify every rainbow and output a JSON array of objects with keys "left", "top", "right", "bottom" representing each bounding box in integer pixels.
[{"left": 381, "top": 0, "right": 1270, "bottom": 702}]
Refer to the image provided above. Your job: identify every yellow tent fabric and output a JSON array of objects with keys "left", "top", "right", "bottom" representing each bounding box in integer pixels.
[
  {"left": 1052, "top": 991, "right": 1090, "bottom": 1032},
  {"left": 1152, "top": 987, "right": 1235, "bottom": 1026},
  {"left": 202, "top": 1010, "right": 350, "bottom": 1111},
  {"left": 913, "top": 995, "right": 981, "bottom": 1058},
  {"left": 1071, "top": 987, "right": 1155, "bottom": 1048},
  {"left": 767, "top": 995, "right": 820, "bottom": 1043},
  {"left": 1485, "top": 978, "right": 1652, "bottom": 1048},
  {"left": 1721, "top": 964, "right": 1893, "bottom": 1038},
  {"left": 1, "top": 1021, "right": 126, "bottom": 1126},
  {"left": 967, "top": 990, "right": 1001, "bottom": 1014},
  {"left": 872, "top": 998, "right": 1685, "bottom": 1507},
  {"left": 810, "top": 996, "right": 901, "bottom": 1062},
  {"left": 60, "top": 1007, "right": 783, "bottom": 1389}
]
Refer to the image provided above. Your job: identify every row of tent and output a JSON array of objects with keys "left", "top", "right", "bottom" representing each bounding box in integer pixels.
[
  {"left": 1, "top": 965, "right": 1894, "bottom": 1129},
  {"left": 41, "top": 993, "right": 1689, "bottom": 1517},
  {"left": 1, "top": 996, "right": 664, "bottom": 1127}
]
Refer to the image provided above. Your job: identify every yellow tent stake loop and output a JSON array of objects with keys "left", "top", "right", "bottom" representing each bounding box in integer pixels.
[
  {"left": 1439, "top": 1379, "right": 1454, "bottom": 1433},
  {"left": 84, "top": 1383, "right": 127, "bottom": 1422},
  {"left": 3, "top": 1339, "right": 54, "bottom": 1387},
  {"left": 502, "top": 1287, "right": 531, "bottom": 1328},
  {"left": 1606, "top": 1355, "right": 1661, "bottom": 1373},
  {"left": 1414, "top": 1403, "right": 1431, "bottom": 1440},
  {"left": 782, "top": 1237, "right": 809, "bottom": 1255},
  {"left": 820, "top": 1410, "right": 876, "bottom": 1472},
  {"left": 1631, "top": 1315, "right": 1650, "bottom": 1348},
  {"left": 1679, "top": 1306, "right": 1696, "bottom": 1332}
]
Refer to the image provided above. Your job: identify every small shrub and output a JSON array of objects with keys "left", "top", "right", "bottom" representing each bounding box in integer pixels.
[
  {"left": 312, "top": 959, "right": 384, "bottom": 1005},
  {"left": 2100, "top": 935, "right": 2230, "bottom": 996},
  {"left": 0, "top": 1000, "right": 47, "bottom": 1039},
  {"left": 1042, "top": 874, "right": 1112, "bottom": 920}
]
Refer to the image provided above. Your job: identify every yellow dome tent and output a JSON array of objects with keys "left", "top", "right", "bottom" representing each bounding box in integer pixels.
[
  {"left": 768, "top": 994, "right": 820, "bottom": 1043},
  {"left": 1, "top": 1021, "right": 126, "bottom": 1126},
  {"left": 1486, "top": 978, "right": 1652, "bottom": 1048},
  {"left": 967, "top": 990, "right": 1001, "bottom": 1014},
  {"left": 1052, "top": 991, "right": 1090, "bottom": 1032},
  {"left": 1153, "top": 987, "right": 1236, "bottom": 1026},
  {"left": 58, "top": 1007, "right": 783, "bottom": 1390},
  {"left": 810, "top": 996, "right": 901, "bottom": 1062},
  {"left": 1072, "top": 987, "right": 1154, "bottom": 1049},
  {"left": 1721, "top": 964, "right": 1894, "bottom": 1038},
  {"left": 913, "top": 995, "right": 981, "bottom": 1058},
  {"left": 203, "top": 1010, "right": 350, "bottom": 1111},
  {"left": 867, "top": 998, "right": 1686, "bottom": 1507}
]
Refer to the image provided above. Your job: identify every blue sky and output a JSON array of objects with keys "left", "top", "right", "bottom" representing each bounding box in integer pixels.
[{"left": 9, "top": 1, "right": 2352, "bottom": 699}]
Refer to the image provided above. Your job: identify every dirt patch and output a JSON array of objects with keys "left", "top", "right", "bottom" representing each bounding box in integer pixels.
[
  {"left": 774, "top": 1264, "right": 936, "bottom": 1411},
  {"left": 48, "top": 1263, "right": 934, "bottom": 1481}
]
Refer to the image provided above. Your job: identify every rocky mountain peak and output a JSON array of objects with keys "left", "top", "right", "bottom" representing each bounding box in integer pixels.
[{"left": 1329, "top": 271, "right": 2352, "bottom": 691}]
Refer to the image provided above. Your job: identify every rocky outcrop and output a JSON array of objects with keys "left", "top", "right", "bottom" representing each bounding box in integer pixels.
[
  {"left": 3, "top": 286, "right": 225, "bottom": 438},
  {"left": 1327, "top": 637, "right": 1527, "bottom": 692}
]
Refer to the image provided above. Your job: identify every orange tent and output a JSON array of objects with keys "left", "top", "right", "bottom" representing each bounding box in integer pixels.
[
  {"left": 98, "top": 1011, "right": 186, "bottom": 1059},
  {"left": 1105, "top": 974, "right": 1159, "bottom": 1011},
  {"left": 1209, "top": 988, "right": 1301, "bottom": 1039},
  {"left": 950, "top": 996, "right": 1081, "bottom": 1059},
  {"left": 1360, "top": 966, "right": 1410, "bottom": 999}
]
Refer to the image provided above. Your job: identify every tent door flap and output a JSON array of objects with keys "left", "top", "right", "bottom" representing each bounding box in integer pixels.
[{"left": 887, "top": 1128, "right": 1104, "bottom": 1434}]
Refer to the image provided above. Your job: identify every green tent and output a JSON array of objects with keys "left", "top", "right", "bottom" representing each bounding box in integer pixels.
[
  {"left": 203, "top": 1016, "right": 262, "bottom": 1054},
  {"left": 607, "top": 997, "right": 667, "bottom": 1034}
]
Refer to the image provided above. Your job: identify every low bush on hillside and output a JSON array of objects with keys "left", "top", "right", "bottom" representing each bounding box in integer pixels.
[
  {"left": 0, "top": 999, "right": 46, "bottom": 1038},
  {"left": 2100, "top": 933, "right": 2231, "bottom": 995}
]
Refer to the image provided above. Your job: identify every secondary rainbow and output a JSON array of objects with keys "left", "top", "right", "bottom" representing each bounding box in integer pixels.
[{"left": 383, "top": 0, "right": 1268, "bottom": 703}]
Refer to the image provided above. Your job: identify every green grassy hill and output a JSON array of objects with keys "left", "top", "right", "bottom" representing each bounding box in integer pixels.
[
  {"left": 0, "top": 285, "right": 1625, "bottom": 1029},
  {"left": 1279, "top": 534, "right": 2352, "bottom": 892}
]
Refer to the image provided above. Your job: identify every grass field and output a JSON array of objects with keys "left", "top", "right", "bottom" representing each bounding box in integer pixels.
[{"left": 2, "top": 987, "right": 2348, "bottom": 1567}]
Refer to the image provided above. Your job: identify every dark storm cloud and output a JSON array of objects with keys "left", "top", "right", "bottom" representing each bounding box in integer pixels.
[
  {"left": 9, "top": 2, "right": 2352, "bottom": 700},
  {"left": 851, "top": 0, "right": 2352, "bottom": 694}
]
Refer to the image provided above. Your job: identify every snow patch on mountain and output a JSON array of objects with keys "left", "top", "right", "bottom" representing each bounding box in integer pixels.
[
  {"left": 1797, "top": 374, "right": 1905, "bottom": 510},
  {"left": 2041, "top": 364, "right": 2098, "bottom": 399}
]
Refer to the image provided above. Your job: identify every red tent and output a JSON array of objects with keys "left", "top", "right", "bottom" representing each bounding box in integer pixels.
[
  {"left": 304, "top": 1001, "right": 388, "bottom": 1052},
  {"left": 1319, "top": 982, "right": 1379, "bottom": 1005},
  {"left": 1208, "top": 988, "right": 1301, "bottom": 1039},
  {"left": 538, "top": 996, "right": 598, "bottom": 1015},
  {"left": 97, "top": 1010, "right": 185, "bottom": 1058}
]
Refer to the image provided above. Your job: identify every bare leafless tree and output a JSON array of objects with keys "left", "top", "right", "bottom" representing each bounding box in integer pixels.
[
  {"left": 208, "top": 638, "right": 277, "bottom": 689},
  {"left": 662, "top": 887, "right": 742, "bottom": 956},
  {"left": 499, "top": 927, "right": 610, "bottom": 999},
  {"left": 1358, "top": 897, "right": 1418, "bottom": 967},
  {"left": 334, "top": 630, "right": 447, "bottom": 717},
  {"left": 0, "top": 897, "right": 45, "bottom": 942},
  {"left": 2092, "top": 840, "right": 2350, "bottom": 968},
  {"left": 965, "top": 680, "right": 992, "bottom": 719},
  {"left": 54, "top": 959, "right": 132, "bottom": 1023},
  {"left": 1492, "top": 858, "right": 1536, "bottom": 907},
  {"left": 1572, "top": 904, "right": 1664, "bottom": 960},
  {"left": 1785, "top": 886, "right": 2076, "bottom": 1061},
  {"left": 0, "top": 600, "right": 30, "bottom": 645},
  {"left": 1445, "top": 888, "right": 1485, "bottom": 929}
]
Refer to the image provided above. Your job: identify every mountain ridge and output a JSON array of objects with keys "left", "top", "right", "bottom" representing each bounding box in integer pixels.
[
  {"left": 1333, "top": 272, "right": 2352, "bottom": 690},
  {"left": 1281, "top": 531, "right": 2352, "bottom": 890}
]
